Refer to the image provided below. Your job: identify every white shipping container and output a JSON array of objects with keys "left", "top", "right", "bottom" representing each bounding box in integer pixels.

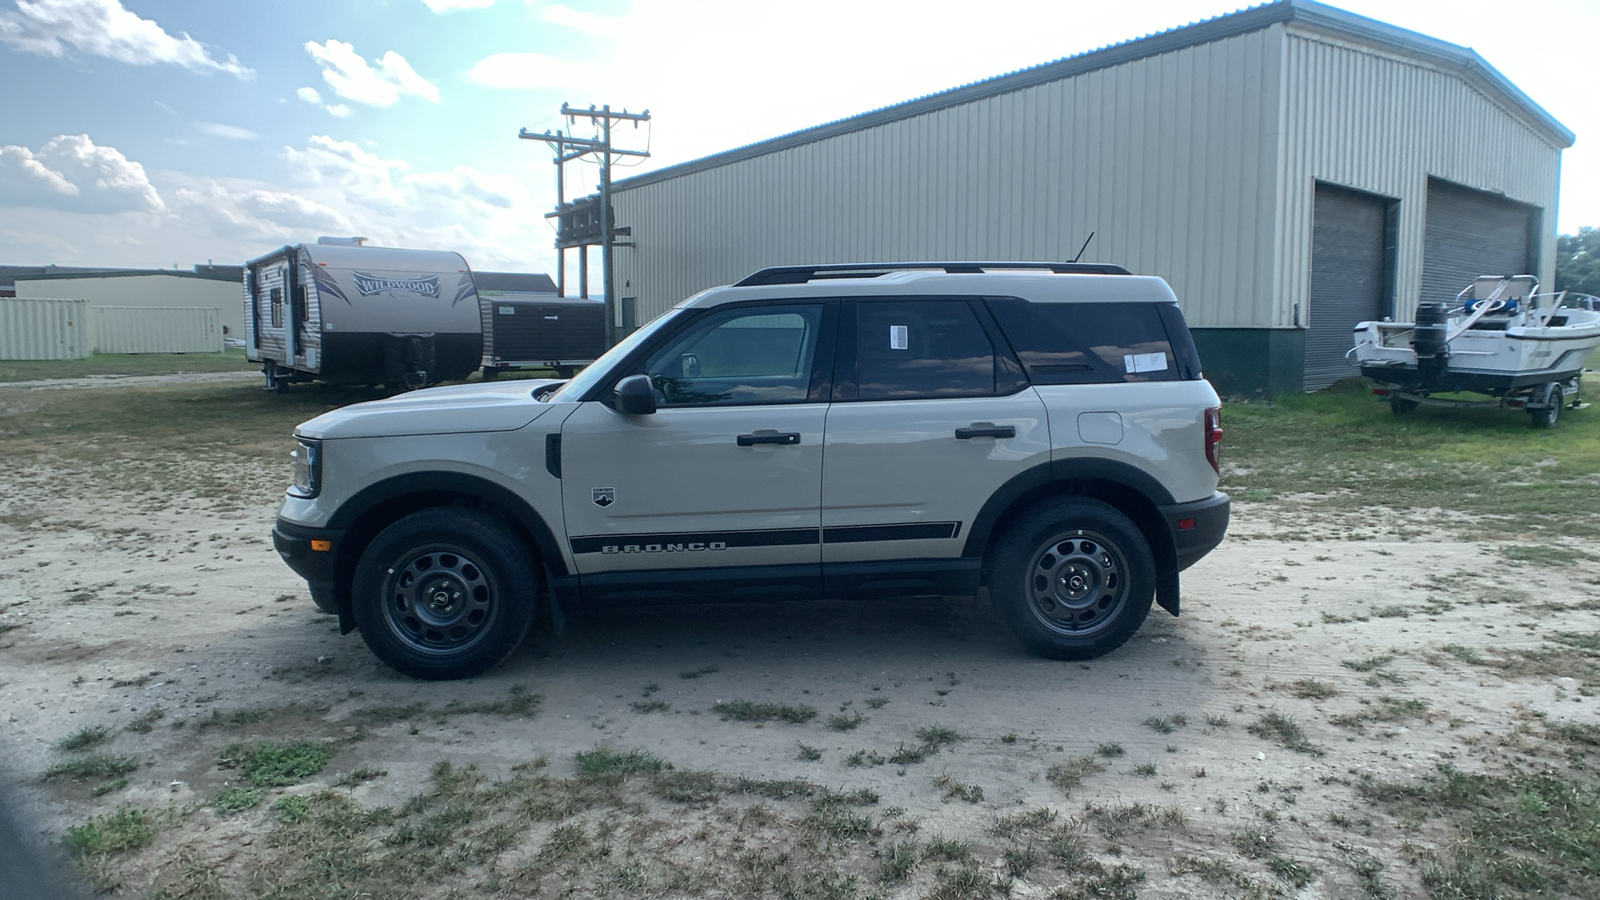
[
  {"left": 0, "top": 298, "right": 92, "bottom": 360},
  {"left": 92, "top": 307, "right": 223, "bottom": 354}
]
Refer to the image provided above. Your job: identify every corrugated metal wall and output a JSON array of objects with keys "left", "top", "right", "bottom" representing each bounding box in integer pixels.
[
  {"left": 0, "top": 298, "right": 92, "bottom": 360},
  {"left": 92, "top": 307, "right": 223, "bottom": 354},
  {"left": 609, "top": 20, "right": 1563, "bottom": 337},
  {"left": 1273, "top": 27, "right": 1562, "bottom": 327},
  {"left": 613, "top": 27, "right": 1284, "bottom": 327}
]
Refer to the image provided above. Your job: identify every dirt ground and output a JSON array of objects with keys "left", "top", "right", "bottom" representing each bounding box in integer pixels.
[{"left": 2, "top": 380, "right": 1597, "bottom": 899}]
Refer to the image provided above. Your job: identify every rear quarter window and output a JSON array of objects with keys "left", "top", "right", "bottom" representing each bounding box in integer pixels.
[{"left": 985, "top": 298, "right": 1202, "bottom": 384}]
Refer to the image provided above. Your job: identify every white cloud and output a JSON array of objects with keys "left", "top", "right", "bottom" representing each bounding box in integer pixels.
[
  {"left": 172, "top": 181, "right": 352, "bottom": 239},
  {"left": 326, "top": 103, "right": 352, "bottom": 118},
  {"left": 420, "top": 0, "right": 498, "bottom": 11},
  {"left": 195, "top": 123, "right": 260, "bottom": 141},
  {"left": 0, "top": 134, "right": 163, "bottom": 212},
  {"left": 304, "top": 39, "right": 440, "bottom": 107},
  {"left": 466, "top": 52, "right": 601, "bottom": 91},
  {"left": 0, "top": 0, "right": 252, "bottom": 77},
  {"left": 407, "top": 166, "right": 519, "bottom": 211},
  {"left": 296, "top": 86, "right": 322, "bottom": 104}
]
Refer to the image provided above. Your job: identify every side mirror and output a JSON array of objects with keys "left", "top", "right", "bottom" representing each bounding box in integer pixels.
[{"left": 612, "top": 374, "right": 657, "bottom": 415}]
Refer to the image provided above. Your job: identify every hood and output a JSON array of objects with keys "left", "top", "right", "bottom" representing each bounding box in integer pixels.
[{"left": 296, "top": 379, "right": 566, "bottom": 440}]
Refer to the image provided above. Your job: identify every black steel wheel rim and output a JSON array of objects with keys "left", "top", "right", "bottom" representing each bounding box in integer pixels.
[
  {"left": 381, "top": 543, "right": 497, "bottom": 655},
  {"left": 1025, "top": 529, "right": 1128, "bottom": 635}
]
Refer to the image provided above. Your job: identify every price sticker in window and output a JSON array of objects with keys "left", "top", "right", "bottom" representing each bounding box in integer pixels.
[
  {"left": 889, "top": 325, "right": 909, "bottom": 350},
  {"left": 1124, "top": 352, "right": 1168, "bottom": 374}
]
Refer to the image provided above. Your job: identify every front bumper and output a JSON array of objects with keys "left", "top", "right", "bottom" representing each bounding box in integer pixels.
[
  {"left": 1161, "top": 491, "right": 1230, "bottom": 571},
  {"left": 273, "top": 519, "right": 345, "bottom": 613}
]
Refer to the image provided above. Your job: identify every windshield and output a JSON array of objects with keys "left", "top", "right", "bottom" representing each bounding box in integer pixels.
[{"left": 547, "top": 307, "right": 684, "bottom": 402}]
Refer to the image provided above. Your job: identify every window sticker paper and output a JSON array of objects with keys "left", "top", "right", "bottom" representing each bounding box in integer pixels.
[
  {"left": 890, "top": 325, "right": 909, "bottom": 350},
  {"left": 1124, "top": 352, "right": 1168, "bottom": 374}
]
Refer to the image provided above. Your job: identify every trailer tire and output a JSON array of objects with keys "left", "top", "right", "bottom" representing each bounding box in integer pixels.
[
  {"left": 352, "top": 508, "right": 537, "bottom": 680},
  {"left": 1530, "top": 383, "right": 1561, "bottom": 429},
  {"left": 481, "top": 367, "right": 499, "bottom": 381},
  {"left": 1389, "top": 395, "right": 1418, "bottom": 416}
]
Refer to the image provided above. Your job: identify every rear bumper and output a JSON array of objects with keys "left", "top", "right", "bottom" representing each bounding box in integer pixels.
[
  {"left": 1161, "top": 491, "right": 1230, "bottom": 571},
  {"left": 272, "top": 519, "right": 344, "bottom": 612}
]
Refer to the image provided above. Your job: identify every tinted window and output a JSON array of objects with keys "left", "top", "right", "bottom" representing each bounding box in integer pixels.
[
  {"left": 986, "top": 299, "right": 1196, "bottom": 384},
  {"left": 643, "top": 304, "right": 821, "bottom": 406},
  {"left": 855, "top": 301, "right": 997, "bottom": 400}
]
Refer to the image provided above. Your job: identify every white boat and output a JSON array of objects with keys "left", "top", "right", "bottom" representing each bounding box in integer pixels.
[{"left": 1351, "top": 275, "right": 1600, "bottom": 427}]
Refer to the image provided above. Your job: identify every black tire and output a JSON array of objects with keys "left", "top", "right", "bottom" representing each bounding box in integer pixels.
[
  {"left": 1530, "top": 383, "right": 1560, "bottom": 429},
  {"left": 1389, "top": 395, "right": 1418, "bottom": 416},
  {"left": 556, "top": 366, "right": 577, "bottom": 379},
  {"left": 481, "top": 367, "right": 499, "bottom": 381},
  {"left": 989, "top": 499, "right": 1155, "bottom": 660},
  {"left": 351, "top": 508, "right": 537, "bottom": 680}
]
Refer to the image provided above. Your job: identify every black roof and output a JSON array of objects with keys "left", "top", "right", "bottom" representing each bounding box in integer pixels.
[
  {"left": 473, "top": 271, "right": 558, "bottom": 293},
  {"left": 613, "top": 0, "right": 1572, "bottom": 193}
]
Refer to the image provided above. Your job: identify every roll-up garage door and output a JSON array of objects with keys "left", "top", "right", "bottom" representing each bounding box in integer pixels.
[
  {"left": 1305, "top": 184, "right": 1387, "bottom": 391},
  {"left": 1420, "top": 179, "right": 1537, "bottom": 306}
]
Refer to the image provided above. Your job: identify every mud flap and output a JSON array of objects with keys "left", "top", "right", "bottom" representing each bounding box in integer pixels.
[{"left": 1156, "top": 565, "right": 1180, "bottom": 617}]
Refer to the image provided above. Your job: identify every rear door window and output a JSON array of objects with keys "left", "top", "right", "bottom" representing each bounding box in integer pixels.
[
  {"left": 850, "top": 300, "right": 999, "bottom": 400},
  {"left": 985, "top": 298, "right": 1201, "bottom": 383}
]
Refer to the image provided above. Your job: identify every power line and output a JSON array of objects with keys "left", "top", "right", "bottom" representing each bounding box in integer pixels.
[{"left": 520, "top": 104, "right": 651, "bottom": 346}]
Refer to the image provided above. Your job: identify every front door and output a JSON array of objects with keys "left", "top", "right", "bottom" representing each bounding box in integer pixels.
[{"left": 560, "top": 302, "right": 835, "bottom": 587}]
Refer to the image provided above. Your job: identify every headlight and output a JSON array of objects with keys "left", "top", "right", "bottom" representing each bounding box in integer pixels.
[{"left": 289, "top": 437, "right": 322, "bottom": 498}]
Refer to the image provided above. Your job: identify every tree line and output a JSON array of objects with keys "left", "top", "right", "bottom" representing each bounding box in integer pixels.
[{"left": 1556, "top": 227, "right": 1600, "bottom": 296}]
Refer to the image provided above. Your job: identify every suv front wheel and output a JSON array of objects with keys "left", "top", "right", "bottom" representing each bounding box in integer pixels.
[
  {"left": 990, "top": 499, "right": 1155, "bottom": 660},
  {"left": 352, "top": 508, "right": 537, "bottom": 680}
]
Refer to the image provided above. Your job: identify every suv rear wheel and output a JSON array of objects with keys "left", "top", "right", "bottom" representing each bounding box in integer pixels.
[
  {"left": 352, "top": 508, "right": 536, "bottom": 679},
  {"left": 990, "top": 499, "right": 1155, "bottom": 660}
]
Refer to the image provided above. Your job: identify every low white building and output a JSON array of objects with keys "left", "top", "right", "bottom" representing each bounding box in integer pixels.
[{"left": 14, "top": 267, "right": 243, "bottom": 339}]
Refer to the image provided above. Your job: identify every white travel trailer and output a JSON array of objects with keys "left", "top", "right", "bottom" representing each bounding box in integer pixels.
[{"left": 244, "top": 241, "right": 482, "bottom": 390}]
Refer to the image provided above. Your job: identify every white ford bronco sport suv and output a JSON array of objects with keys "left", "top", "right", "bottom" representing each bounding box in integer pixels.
[{"left": 274, "top": 262, "right": 1229, "bottom": 680}]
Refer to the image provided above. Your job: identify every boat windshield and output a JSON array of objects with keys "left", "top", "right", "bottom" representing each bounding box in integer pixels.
[{"left": 546, "top": 308, "right": 684, "bottom": 402}]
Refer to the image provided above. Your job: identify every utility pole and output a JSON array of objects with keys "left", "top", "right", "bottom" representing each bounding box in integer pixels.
[{"left": 520, "top": 104, "right": 649, "bottom": 346}]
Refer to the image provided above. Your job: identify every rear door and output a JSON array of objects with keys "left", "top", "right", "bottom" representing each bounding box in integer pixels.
[
  {"left": 821, "top": 299, "right": 1049, "bottom": 572},
  {"left": 560, "top": 301, "right": 836, "bottom": 586}
]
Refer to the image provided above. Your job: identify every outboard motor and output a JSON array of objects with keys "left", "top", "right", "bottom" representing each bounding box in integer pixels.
[
  {"left": 1411, "top": 302, "right": 1450, "bottom": 389},
  {"left": 384, "top": 332, "right": 438, "bottom": 390}
]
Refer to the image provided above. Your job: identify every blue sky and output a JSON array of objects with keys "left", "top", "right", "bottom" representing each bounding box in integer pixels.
[{"left": 2, "top": 0, "right": 1596, "bottom": 277}]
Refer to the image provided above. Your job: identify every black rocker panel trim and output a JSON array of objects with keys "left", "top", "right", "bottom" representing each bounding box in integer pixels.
[
  {"left": 823, "top": 522, "right": 961, "bottom": 543},
  {"left": 574, "top": 559, "right": 982, "bottom": 606},
  {"left": 578, "top": 564, "right": 822, "bottom": 605},
  {"left": 570, "top": 528, "right": 819, "bottom": 556},
  {"left": 569, "top": 521, "right": 966, "bottom": 555}
]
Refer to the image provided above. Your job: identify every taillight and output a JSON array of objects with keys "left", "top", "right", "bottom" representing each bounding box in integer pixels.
[{"left": 1203, "top": 406, "right": 1222, "bottom": 474}]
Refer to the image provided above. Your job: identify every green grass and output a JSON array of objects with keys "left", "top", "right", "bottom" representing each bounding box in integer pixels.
[
  {"left": 56, "top": 725, "right": 114, "bottom": 752},
  {"left": 0, "top": 347, "right": 253, "bottom": 383},
  {"left": 573, "top": 747, "right": 664, "bottom": 784},
  {"left": 1221, "top": 387, "right": 1600, "bottom": 538},
  {"left": 63, "top": 804, "right": 156, "bottom": 856},
  {"left": 1246, "top": 712, "right": 1325, "bottom": 757},
  {"left": 43, "top": 754, "right": 138, "bottom": 782},
  {"left": 215, "top": 787, "right": 265, "bottom": 813},
  {"left": 712, "top": 700, "right": 817, "bottom": 724},
  {"left": 1359, "top": 765, "right": 1600, "bottom": 898},
  {"left": 219, "top": 741, "right": 332, "bottom": 788}
]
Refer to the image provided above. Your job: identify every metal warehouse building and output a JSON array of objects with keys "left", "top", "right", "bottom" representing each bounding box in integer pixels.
[{"left": 605, "top": 0, "right": 1572, "bottom": 393}]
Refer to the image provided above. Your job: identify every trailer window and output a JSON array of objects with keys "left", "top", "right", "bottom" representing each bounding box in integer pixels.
[{"left": 270, "top": 287, "right": 283, "bottom": 328}]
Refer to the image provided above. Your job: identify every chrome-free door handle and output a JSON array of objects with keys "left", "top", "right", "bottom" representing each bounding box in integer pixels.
[
  {"left": 955, "top": 424, "right": 1015, "bottom": 439},
  {"left": 737, "top": 432, "right": 801, "bottom": 447}
]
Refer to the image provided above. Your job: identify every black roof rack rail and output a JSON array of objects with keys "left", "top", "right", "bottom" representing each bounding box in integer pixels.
[{"left": 732, "top": 261, "right": 1132, "bottom": 287}]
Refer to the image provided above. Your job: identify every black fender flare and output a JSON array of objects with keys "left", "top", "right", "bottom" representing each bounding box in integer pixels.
[
  {"left": 325, "top": 472, "right": 566, "bottom": 632},
  {"left": 963, "top": 459, "right": 1182, "bottom": 616}
]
